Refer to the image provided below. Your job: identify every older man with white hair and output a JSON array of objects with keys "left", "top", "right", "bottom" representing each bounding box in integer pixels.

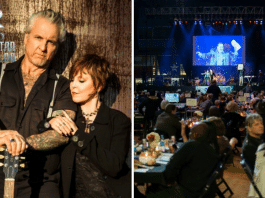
[{"left": 0, "top": 10, "right": 76, "bottom": 197}]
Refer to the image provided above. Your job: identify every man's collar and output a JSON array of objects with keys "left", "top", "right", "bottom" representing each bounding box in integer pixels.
[
  {"left": 248, "top": 133, "right": 263, "bottom": 142},
  {"left": 5, "top": 55, "right": 58, "bottom": 80}
]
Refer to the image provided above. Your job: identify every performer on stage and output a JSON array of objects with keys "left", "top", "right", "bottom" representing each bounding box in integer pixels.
[
  {"left": 239, "top": 69, "right": 244, "bottom": 86},
  {"left": 258, "top": 70, "right": 263, "bottom": 86},
  {"left": 202, "top": 70, "right": 211, "bottom": 85},
  {"left": 210, "top": 69, "right": 216, "bottom": 83}
]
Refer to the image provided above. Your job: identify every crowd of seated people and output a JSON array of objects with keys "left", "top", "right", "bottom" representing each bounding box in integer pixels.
[{"left": 135, "top": 88, "right": 265, "bottom": 197}]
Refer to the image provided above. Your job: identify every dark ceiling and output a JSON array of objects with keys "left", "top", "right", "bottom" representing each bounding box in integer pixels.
[{"left": 134, "top": 0, "right": 265, "bottom": 7}]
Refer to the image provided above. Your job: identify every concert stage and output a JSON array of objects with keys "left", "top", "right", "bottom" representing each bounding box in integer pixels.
[{"left": 195, "top": 86, "right": 234, "bottom": 94}]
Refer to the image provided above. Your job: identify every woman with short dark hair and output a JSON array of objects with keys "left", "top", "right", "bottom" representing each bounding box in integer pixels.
[{"left": 49, "top": 54, "right": 131, "bottom": 198}]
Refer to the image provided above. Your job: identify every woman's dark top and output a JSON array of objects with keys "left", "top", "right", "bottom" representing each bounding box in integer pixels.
[
  {"left": 74, "top": 152, "right": 115, "bottom": 198},
  {"left": 221, "top": 112, "right": 245, "bottom": 146},
  {"left": 60, "top": 103, "right": 131, "bottom": 198}
]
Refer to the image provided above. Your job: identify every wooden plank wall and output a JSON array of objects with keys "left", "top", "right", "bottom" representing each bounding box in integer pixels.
[{"left": 0, "top": 0, "right": 131, "bottom": 117}]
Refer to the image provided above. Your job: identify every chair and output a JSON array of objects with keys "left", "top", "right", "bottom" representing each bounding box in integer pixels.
[
  {"left": 240, "top": 158, "right": 263, "bottom": 198},
  {"left": 199, "top": 147, "right": 234, "bottom": 198}
]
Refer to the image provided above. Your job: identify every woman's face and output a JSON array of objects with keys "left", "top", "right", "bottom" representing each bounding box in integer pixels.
[{"left": 70, "top": 69, "right": 97, "bottom": 104}]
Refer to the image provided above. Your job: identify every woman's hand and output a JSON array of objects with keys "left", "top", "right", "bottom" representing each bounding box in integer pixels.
[
  {"left": 180, "top": 120, "right": 188, "bottom": 142},
  {"left": 49, "top": 111, "right": 78, "bottom": 136}
]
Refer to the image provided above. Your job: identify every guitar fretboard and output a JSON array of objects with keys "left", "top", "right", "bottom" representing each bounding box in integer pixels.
[{"left": 4, "top": 179, "right": 15, "bottom": 198}]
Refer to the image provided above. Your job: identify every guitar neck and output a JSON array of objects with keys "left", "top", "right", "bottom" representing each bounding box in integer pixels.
[{"left": 4, "top": 179, "right": 15, "bottom": 198}]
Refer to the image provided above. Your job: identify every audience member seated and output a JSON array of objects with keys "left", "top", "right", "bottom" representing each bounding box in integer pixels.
[
  {"left": 179, "top": 93, "right": 186, "bottom": 103},
  {"left": 248, "top": 143, "right": 265, "bottom": 197},
  {"left": 154, "top": 104, "right": 181, "bottom": 140},
  {"left": 221, "top": 101, "right": 245, "bottom": 146},
  {"left": 209, "top": 105, "right": 221, "bottom": 117},
  {"left": 242, "top": 113, "right": 264, "bottom": 173},
  {"left": 147, "top": 121, "right": 220, "bottom": 198},
  {"left": 208, "top": 117, "right": 236, "bottom": 164},
  {"left": 199, "top": 94, "right": 213, "bottom": 119},
  {"left": 139, "top": 90, "right": 161, "bottom": 132},
  {"left": 254, "top": 100, "right": 265, "bottom": 126},
  {"left": 154, "top": 100, "right": 169, "bottom": 122},
  {"left": 197, "top": 95, "right": 205, "bottom": 107},
  {"left": 208, "top": 117, "right": 231, "bottom": 153}
]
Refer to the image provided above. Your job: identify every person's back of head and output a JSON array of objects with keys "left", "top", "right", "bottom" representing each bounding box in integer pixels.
[
  {"left": 208, "top": 117, "right": 226, "bottom": 136},
  {"left": 211, "top": 80, "right": 217, "bottom": 86},
  {"left": 255, "top": 100, "right": 265, "bottom": 115},
  {"left": 160, "top": 100, "right": 169, "bottom": 110},
  {"left": 207, "top": 93, "right": 213, "bottom": 100},
  {"left": 165, "top": 104, "right": 176, "bottom": 115},
  {"left": 209, "top": 106, "right": 221, "bottom": 117},
  {"left": 190, "top": 121, "right": 219, "bottom": 154},
  {"left": 215, "top": 100, "right": 221, "bottom": 107},
  {"left": 226, "top": 101, "right": 238, "bottom": 113}
]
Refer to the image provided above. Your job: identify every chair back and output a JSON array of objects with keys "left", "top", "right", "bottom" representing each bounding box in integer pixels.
[
  {"left": 240, "top": 158, "right": 263, "bottom": 198},
  {"left": 199, "top": 146, "right": 231, "bottom": 198},
  {"left": 152, "top": 128, "right": 170, "bottom": 139},
  {"left": 199, "top": 161, "right": 223, "bottom": 198}
]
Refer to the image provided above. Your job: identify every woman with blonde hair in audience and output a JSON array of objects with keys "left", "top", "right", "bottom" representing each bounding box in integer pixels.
[{"left": 221, "top": 101, "right": 244, "bottom": 146}]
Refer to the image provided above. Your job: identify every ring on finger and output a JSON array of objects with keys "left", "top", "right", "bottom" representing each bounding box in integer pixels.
[
  {"left": 62, "top": 122, "right": 66, "bottom": 126},
  {"left": 10, "top": 139, "right": 16, "bottom": 143}
]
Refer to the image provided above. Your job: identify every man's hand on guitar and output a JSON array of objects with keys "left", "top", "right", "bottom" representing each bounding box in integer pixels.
[{"left": 0, "top": 130, "right": 27, "bottom": 156}]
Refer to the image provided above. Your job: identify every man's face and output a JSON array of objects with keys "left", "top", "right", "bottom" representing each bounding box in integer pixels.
[
  {"left": 247, "top": 119, "right": 264, "bottom": 139},
  {"left": 24, "top": 17, "right": 59, "bottom": 68},
  {"left": 217, "top": 43, "right": 224, "bottom": 53}
]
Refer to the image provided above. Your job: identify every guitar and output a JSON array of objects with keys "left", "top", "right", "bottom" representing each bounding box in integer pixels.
[{"left": 0, "top": 147, "right": 26, "bottom": 198}]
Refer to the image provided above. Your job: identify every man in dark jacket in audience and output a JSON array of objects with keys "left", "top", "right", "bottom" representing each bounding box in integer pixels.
[
  {"left": 207, "top": 80, "right": 222, "bottom": 103},
  {"left": 147, "top": 121, "right": 219, "bottom": 198},
  {"left": 154, "top": 104, "right": 181, "bottom": 140},
  {"left": 242, "top": 113, "right": 264, "bottom": 173}
]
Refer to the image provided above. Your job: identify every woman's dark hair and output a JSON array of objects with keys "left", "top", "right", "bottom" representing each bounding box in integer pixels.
[
  {"left": 200, "top": 120, "right": 220, "bottom": 154},
  {"left": 69, "top": 54, "right": 111, "bottom": 93},
  {"left": 208, "top": 117, "right": 226, "bottom": 136}
]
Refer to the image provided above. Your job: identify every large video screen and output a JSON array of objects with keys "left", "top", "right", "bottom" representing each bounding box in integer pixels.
[
  {"left": 165, "top": 93, "right": 179, "bottom": 103},
  {"left": 193, "top": 36, "right": 245, "bottom": 66}
]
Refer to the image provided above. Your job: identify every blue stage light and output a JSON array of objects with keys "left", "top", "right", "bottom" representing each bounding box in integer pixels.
[
  {"left": 195, "top": 21, "right": 197, "bottom": 25},
  {"left": 235, "top": 20, "right": 238, "bottom": 24},
  {"left": 240, "top": 21, "right": 242, "bottom": 24},
  {"left": 260, "top": 21, "right": 263, "bottom": 25},
  {"left": 256, "top": 20, "right": 259, "bottom": 24},
  {"left": 225, "top": 22, "right": 228, "bottom": 25},
  {"left": 179, "top": 21, "right": 181, "bottom": 25},
  {"left": 199, "top": 20, "right": 201, "bottom": 24},
  {"left": 174, "top": 21, "right": 177, "bottom": 25}
]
